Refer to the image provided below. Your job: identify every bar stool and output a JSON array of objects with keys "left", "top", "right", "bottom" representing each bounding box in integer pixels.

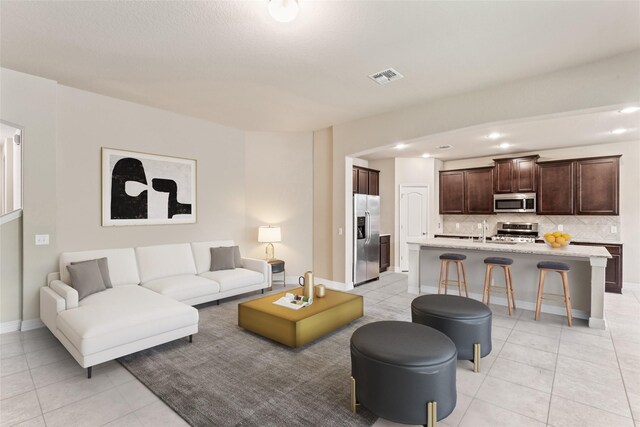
[
  {"left": 482, "top": 257, "right": 516, "bottom": 316},
  {"left": 437, "top": 253, "right": 468, "bottom": 297},
  {"left": 535, "top": 261, "right": 572, "bottom": 327}
]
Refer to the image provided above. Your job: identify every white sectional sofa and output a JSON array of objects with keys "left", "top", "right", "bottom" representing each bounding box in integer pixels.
[{"left": 40, "top": 240, "right": 269, "bottom": 377}]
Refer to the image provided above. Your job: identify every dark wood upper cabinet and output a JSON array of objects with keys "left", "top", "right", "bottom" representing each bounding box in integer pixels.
[
  {"left": 537, "top": 160, "right": 575, "bottom": 215},
  {"left": 439, "top": 170, "right": 466, "bottom": 214},
  {"left": 576, "top": 156, "right": 620, "bottom": 215},
  {"left": 465, "top": 168, "right": 494, "bottom": 214},
  {"left": 353, "top": 166, "right": 380, "bottom": 195},
  {"left": 494, "top": 156, "right": 539, "bottom": 193},
  {"left": 368, "top": 170, "right": 379, "bottom": 196},
  {"left": 440, "top": 168, "right": 493, "bottom": 214}
]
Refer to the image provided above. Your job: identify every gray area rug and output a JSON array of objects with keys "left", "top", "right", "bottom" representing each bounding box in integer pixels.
[{"left": 118, "top": 275, "right": 411, "bottom": 426}]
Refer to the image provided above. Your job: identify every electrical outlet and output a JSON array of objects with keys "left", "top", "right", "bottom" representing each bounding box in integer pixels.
[
  {"left": 35, "top": 234, "right": 49, "bottom": 246},
  {"left": 338, "top": 227, "right": 343, "bottom": 236},
  {"left": 557, "top": 224, "right": 564, "bottom": 232},
  {"left": 611, "top": 225, "right": 617, "bottom": 233},
  {"left": 455, "top": 223, "right": 460, "bottom": 229},
  {"left": 477, "top": 223, "right": 482, "bottom": 229}
]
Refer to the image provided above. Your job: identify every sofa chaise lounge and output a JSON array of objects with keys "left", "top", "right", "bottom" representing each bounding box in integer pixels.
[{"left": 40, "top": 240, "right": 269, "bottom": 377}]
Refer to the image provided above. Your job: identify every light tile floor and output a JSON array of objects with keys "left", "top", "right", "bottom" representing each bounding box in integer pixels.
[{"left": 1, "top": 273, "right": 638, "bottom": 427}]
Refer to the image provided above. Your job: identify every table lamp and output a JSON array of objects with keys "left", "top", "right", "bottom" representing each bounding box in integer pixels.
[{"left": 258, "top": 225, "right": 281, "bottom": 260}]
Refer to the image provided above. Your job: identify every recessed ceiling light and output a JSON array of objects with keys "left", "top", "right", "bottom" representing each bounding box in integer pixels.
[
  {"left": 421, "top": 153, "right": 431, "bottom": 158},
  {"left": 488, "top": 132, "right": 502, "bottom": 140},
  {"left": 437, "top": 144, "right": 453, "bottom": 150},
  {"left": 620, "top": 106, "right": 640, "bottom": 114},
  {"left": 499, "top": 142, "right": 511, "bottom": 149},
  {"left": 268, "top": 0, "right": 299, "bottom": 23},
  {"left": 611, "top": 128, "right": 627, "bottom": 135},
  {"left": 395, "top": 143, "right": 407, "bottom": 150}
]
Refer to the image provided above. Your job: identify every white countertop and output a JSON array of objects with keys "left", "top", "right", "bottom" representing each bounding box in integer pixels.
[
  {"left": 409, "top": 238, "right": 611, "bottom": 259},
  {"left": 434, "top": 234, "right": 622, "bottom": 245}
]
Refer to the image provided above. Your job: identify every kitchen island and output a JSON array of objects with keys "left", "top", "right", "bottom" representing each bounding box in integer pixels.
[{"left": 407, "top": 238, "right": 611, "bottom": 329}]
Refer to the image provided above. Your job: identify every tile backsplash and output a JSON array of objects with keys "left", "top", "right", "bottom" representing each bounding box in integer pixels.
[{"left": 442, "top": 214, "right": 621, "bottom": 242}]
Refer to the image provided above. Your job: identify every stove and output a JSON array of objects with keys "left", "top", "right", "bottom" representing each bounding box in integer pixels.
[{"left": 491, "top": 222, "right": 539, "bottom": 244}]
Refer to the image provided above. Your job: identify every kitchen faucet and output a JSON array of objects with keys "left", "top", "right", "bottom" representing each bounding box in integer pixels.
[{"left": 482, "top": 220, "right": 488, "bottom": 243}]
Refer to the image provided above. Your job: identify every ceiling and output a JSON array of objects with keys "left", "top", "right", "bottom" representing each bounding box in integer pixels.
[
  {"left": 359, "top": 107, "right": 640, "bottom": 161},
  {"left": 1, "top": 1, "right": 639, "bottom": 132}
]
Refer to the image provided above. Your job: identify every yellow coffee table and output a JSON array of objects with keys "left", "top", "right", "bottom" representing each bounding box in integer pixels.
[{"left": 238, "top": 288, "right": 363, "bottom": 348}]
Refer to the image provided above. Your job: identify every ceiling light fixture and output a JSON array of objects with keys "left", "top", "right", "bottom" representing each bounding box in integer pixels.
[
  {"left": 395, "top": 143, "right": 407, "bottom": 150},
  {"left": 488, "top": 132, "right": 502, "bottom": 140},
  {"left": 421, "top": 153, "right": 431, "bottom": 158},
  {"left": 268, "top": 0, "right": 299, "bottom": 23},
  {"left": 620, "top": 106, "right": 640, "bottom": 114},
  {"left": 499, "top": 142, "right": 511, "bottom": 149},
  {"left": 611, "top": 128, "right": 627, "bottom": 135}
]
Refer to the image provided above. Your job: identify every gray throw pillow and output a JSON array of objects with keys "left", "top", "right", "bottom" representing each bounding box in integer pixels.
[
  {"left": 210, "top": 247, "right": 236, "bottom": 271},
  {"left": 233, "top": 246, "right": 243, "bottom": 268},
  {"left": 71, "top": 257, "right": 113, "bottom": 288},
  {"left": 66, "top": 260, "right": 107, "bottom": 300}
]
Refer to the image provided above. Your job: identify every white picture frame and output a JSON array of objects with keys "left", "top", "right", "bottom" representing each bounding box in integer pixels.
[{"left": 101, "top": 147, "right": 197, "bottom": 226}]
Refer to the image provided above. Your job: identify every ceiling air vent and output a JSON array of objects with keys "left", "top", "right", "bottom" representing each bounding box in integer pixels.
[
  {"left": 438, "top": 145, "right": 453, "bottom": 150},
  {"left": 369, "top": 68, "right": 404, "bottom": 85}
]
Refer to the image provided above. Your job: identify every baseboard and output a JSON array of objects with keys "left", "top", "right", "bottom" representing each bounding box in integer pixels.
[
  {"left": 419, "top": 285, "right": 589, "bottom": 320},
  {"left": 20, "top": 319, "right": 45, "bottom": 332},
  {"left": 314, "top": 277, "right": 349, "bottom": 291},
  {"left": 0, "top": 320, "right": 22, "bottom": 334}
]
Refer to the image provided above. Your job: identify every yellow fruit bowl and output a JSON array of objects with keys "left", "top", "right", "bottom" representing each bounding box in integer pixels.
[{"left": 543, "top": 231, "right": 572, "bottom": 249}]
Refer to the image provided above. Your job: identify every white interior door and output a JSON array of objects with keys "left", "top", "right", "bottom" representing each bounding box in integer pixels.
[{"left": 400, "top": 185, "right": 428, "bottom": 271}]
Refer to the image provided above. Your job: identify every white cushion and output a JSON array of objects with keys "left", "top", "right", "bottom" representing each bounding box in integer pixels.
[
  {"left": 199, "top": 268, "right": 264, "bottom": 292},
  {"left": 190, "top": 240, "right": 235, "bottom": 274},
  {"left": 136, "top": 243, "right": 197, "bottom": 283},
  {"left": 141, "top": 275, "right": 220, "bottom": 302},
  {"left": 56, "top": 286, "right": 198, "bottom": 355},
  {"left": 59, "top": 248, "right": 139, "bottom": 287}
]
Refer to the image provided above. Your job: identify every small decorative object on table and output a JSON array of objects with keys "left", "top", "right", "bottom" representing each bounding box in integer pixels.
[
  {"left": 544, "top": 230, "right": 572, "bottom": 249},
  {"left": 272, "top": 292, "right": 311, "bottom": 310},
  {"left": 298, "top": 271, "right": 314, "bottom": 305},
  {"left": 315, "top": 284, "right": 326, "bottom": 298}
]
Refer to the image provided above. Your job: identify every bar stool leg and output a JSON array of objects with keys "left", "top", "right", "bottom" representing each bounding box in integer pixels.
[
  {"left": 561, "top": 271, "right": 573, "bottom": 327},
  {"left": 507, "top": 266, "right": 516, "bottom": 310},
  {"left": 444, "top": 261, "right": 450, "bottom": 295},
  {"left": 482, "top": 264, "right": 491, "bottom": 304},
  {"left": 456, "top": 261, "right": 463, "bottom": 296},
  {"left": 535, "top": 270, "right": 545, "bottom": 321},
  {"left": 438, "top": 262, "right": 442, "bottom": 294},
  {"left": 486, "top": 265, "right": 494, "bottom": 305},
  {"left": 503, "top": 266, "right": 513, "bottom": 316},
  {"left": 461, "top": 261, "right": 469, "bottom": 298}
]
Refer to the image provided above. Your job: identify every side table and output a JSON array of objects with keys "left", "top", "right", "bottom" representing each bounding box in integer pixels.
[{"left": 268, "top": 259, "right": 285, "bottom": 290}]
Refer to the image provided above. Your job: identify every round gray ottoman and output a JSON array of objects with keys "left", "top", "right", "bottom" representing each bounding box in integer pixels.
[
  {"left": 412, "top": 295, "right": 492, "bottom": 373},
  {"left": 350, "top": 321, "right": 457, "bottom": 425}
]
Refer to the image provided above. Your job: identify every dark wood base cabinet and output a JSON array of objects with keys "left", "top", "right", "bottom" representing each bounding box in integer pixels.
[
  {"left": 573, "top": 242, "right": 623, "bottom": 293},
  {"left": 380, "top": 235, "right": 390, "bottom": 273}
]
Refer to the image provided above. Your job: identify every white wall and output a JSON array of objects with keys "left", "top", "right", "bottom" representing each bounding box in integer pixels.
[
  {"left": 313, "top": 128, "right": 333, "bottom": 279},
  {"left": 0, "top": 68, "right": 57, "bottom": 324},
  {"left": 1, "top": 68, "right": 316, "bottom": 326},
  {"left": 244, "top": 131, "right": 313, "bottom": 281},
  {"left": 444, "top": 140, "right": 640, "bottom": 284},
  {"left": 328, "top": 50, "right": 640, "bottom": 282},
  {"left": 56, "top": 85, "right": 248, "bottom": 253},
  {"left": 1, "top": 215, "right": 22, "bottom": 325}
]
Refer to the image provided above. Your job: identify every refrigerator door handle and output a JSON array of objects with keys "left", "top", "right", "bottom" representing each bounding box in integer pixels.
[{"left": 365, "top": 211, "right": 370, "bottom": 244}]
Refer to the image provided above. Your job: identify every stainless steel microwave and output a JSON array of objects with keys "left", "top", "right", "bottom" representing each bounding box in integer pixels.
[{"left": 493, "top": 193, "right": 536, "bottom": 213}]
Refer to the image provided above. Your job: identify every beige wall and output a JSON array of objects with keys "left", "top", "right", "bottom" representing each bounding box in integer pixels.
[
  {"left": 245, "top": 131, "right": 313, "bottom": 281},
  {"left": 1, "top": 215, "right": 22, "bottom": 323},
  {"left": 444, "top": 140, "right": 640, "bottom": 284},
  {"left": 313, "top": 128, "right": 333, "bottom": 279},
  {"left": 328, "top": 50, "right": 640, "bottom": 282},
  {"left": 56, "top": 85, "right": 248, "bottom": 252},
  {"left": 1, "top": 68, "right": 58, "bottom": 324}
]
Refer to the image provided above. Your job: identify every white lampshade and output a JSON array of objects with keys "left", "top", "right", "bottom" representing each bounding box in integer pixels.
[
  {"left": 258, "top": 226, "right": 281, "bottom": 243},
  {"left": 268, "top": 0, "right": 299, "bottom": 23}
]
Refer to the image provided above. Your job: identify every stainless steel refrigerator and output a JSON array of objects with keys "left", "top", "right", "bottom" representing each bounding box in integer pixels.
[{"left": 353, "top": 194, "right": 380, "bottom": 286}]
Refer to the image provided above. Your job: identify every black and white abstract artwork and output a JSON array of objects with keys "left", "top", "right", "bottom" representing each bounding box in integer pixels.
[{"left": 102, "top": 148, "right": 196, "bottom": 226}]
